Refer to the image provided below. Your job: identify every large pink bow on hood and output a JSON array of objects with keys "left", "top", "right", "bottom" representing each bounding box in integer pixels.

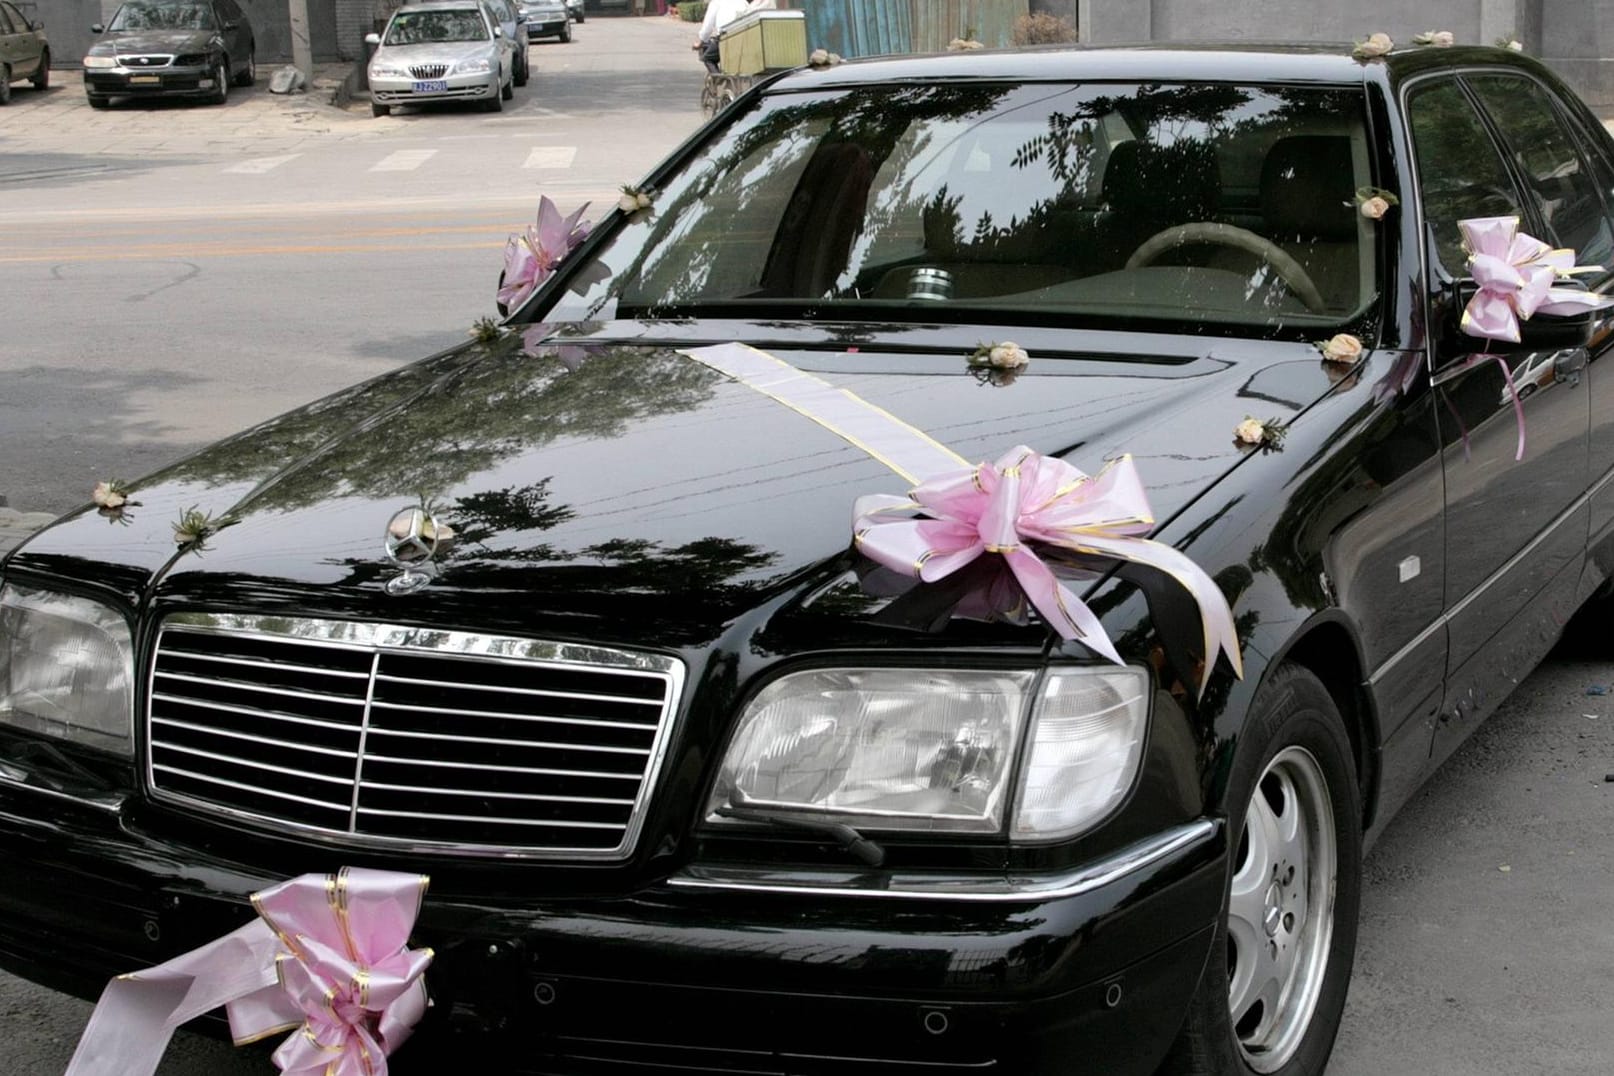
[
  {"left": 855, "top": 446, "right": 1243, "bottom": 694},
  {"left": 1459, "top": 215, "right": 1609, "bottom": 342},
  {"left": 66, "top": 868, "right": 432, "bottom": 1076},
  {"left": 498, "top": 195, "right": 592, "bottom": 313}
]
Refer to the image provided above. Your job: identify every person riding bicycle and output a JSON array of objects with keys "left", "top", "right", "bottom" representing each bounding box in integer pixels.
[{"left": 693, "top": 0, "right": 751, "bottom": 73}]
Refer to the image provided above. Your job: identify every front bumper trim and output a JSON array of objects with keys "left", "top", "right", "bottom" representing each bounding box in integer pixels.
[{"left": 669, "top": 818, "right": 1218, "bottom": 902}]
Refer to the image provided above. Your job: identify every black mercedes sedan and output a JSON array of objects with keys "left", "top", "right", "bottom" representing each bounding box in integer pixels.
[
  {"left": 81, "top": 0, "right": 256, "bottom": 107},
  {"left": 5, "top": 39, "right": 1614, "bottom": 1076}
]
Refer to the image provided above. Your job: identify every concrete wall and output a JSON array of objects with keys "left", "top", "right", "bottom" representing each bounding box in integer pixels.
[
  {"left": 29, "top": 0, "right": 105, "bottom": 67},
  {"left": 1078, "top": 0, "right": 1614, "bottom": 111}
]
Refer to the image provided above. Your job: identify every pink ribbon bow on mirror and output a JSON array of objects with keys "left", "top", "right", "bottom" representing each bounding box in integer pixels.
[
  {"left": 498, "top": 195, "right": 592, "bottom": 314},
  {"left": 854, "top": 446, "right": 1243, "bottom": 693},
  {"left": 1459, "top": 215, "right": 1608, "bottom": 343},
  {"left": 1455, "top": 216, "right": 1613, "bottom": 460},
  {"left": 66, "top": 867, "right": 432, "bottom": 1076}
]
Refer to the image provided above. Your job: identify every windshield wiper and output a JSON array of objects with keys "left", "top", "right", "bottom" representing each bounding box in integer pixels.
[{"left": 717, "top": 793, "right": 885, "bottom": 867}]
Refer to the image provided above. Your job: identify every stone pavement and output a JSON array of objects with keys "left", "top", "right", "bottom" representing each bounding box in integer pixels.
[{"left": 0, "top": 63, "right": 367, "bottom": 150}]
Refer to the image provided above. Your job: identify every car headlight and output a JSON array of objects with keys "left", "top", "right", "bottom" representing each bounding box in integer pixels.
[
  {"left": 706, "top": 665, "right": 1149, "bottom": 838},
  {"left": 0, "top": 583, "right": 135, "bottom": 757},
  {"left": 370, "top": 64, "right": 408, "bottom": 78},
  {"left": 454, "top": 57, "right": 492, "bottom": 74},
  {"left": 83, "top": 55, "right": 118, "bottom": 69}
]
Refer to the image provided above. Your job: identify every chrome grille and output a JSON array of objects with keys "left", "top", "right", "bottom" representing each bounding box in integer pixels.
[
  {"left": 408, "top": 63, "right": 449, "bottom": 79},
  {"left": 146, "top": 615, "right": 683, "bottom": 858},
  {"left": 121, "top": 54, "right": 174, "bottom": 67}
]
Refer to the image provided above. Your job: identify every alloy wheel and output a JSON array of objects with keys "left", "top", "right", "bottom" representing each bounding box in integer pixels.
[{"left": 1226, "top": 745, "right": 1338, "bottom": 1072}]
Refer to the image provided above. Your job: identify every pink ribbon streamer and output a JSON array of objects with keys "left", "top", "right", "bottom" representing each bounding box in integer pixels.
[
  {"left": 679, "top": 343, "right": 1243, "bottom": 695},
  {"left": 498, "top": 196, "right": 592, "bottom": 314},
  {"left": 66, "top": 867, "right": 432, "bottom": 1076}
]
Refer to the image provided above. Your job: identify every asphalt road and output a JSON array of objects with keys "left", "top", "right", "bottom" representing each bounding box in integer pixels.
[{"left": 2, "top": 15, "right": 1614, "bottom": 1075}]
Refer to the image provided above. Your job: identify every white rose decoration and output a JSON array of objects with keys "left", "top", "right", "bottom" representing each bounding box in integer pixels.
[
  {"left": 1354, "top": 32, "right": 1394, "bottom": 58},
  {"left": 92, "top": 481, "right": 126, "bottom": 509},
  {"left": 1359, "top": 196, "right": 1391, "bottom": 220},
  {"left": 1318, "top": 333, "right": 1363, "bottom": 364},
  {"left": 1233, "top": 418, "right": 1268, "bottom": 445},
  {"left": 617, "top": 192, "right": 639, "bottom": 213},
  {"left": 1432, "top": 31, "right": 1455, "bottom": 46},
  {"left": 987, "top": 342, "right": 1030, "bottom": 368}
]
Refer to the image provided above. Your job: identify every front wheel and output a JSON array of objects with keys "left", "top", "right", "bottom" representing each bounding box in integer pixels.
[
  {"left": 559, "top": 23, "right": 571, "bottom": 42},
  {"left": 371, "top": 100, "right": 389, "bottom": 116},
  {"left": 234, "top": 48, "right": 255, "bottom": 86},
  {"left": 500, "top": 73, "right": 513, "bottom": 100},
  {"left": 513, "top": 51, "right": 528, "bottom": 86},
  {"left": 0, "top": 66, "right": 11, "bottom": 105},
  {"left": 32, "top": 50, "right": 49, "bottom": 89},
  {"left": 208, "top": 58, "right": 229, "bottom": 104},
  {"left": 1164, "top": 664, "right": 1361, "bottom": 1076},
  {"left": 87, "top": 91, "right": 110, "bottom": 108}
]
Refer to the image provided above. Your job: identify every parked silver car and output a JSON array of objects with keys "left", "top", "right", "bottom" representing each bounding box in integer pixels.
[
  {"left": 0, "top": 0, "right": 49, "bottom": 103},
  {"left": 522, "top": 0, "right": 570, "bottom": 42},
  {"left": 366, "top": 0, "right": 513, "bottom": 117}
]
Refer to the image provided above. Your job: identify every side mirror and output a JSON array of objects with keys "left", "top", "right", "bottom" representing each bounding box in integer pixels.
[
  {"left": 31, "top": 19, "right": 44, "bottom": 30},
  {"left": 223, "top": 19, "right": 238, "bottom": 29},
  {"left": 91, "top": 22, "right": 104, "bottom": 32},
  {"left": 364, "top": 31, "right": 380, "bottom": 44},
  {"left": 1439, "top": 277, "right": 1596, "bottom": 362},
  {"left": 493, "top": 24, "right": 503, "bottom": 36}
]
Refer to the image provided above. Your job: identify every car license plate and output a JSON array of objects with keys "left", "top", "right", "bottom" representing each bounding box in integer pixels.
[
  {"left": 412, "top": 80, "right": 449, "bottom": 93},
  {"left": 129, "top": 74, "right": 161, "bottom": 84}
]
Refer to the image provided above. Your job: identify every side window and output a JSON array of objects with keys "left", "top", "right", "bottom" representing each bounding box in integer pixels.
[
  {"left": 1407, "top": 79, "right": 1523, "bottom": 273},
  {"left": 0, "top": 6, "right": 16, "bottom": 33},
  {"left": 1466, "top": 74, "right": 1614, "bottom": 268}
]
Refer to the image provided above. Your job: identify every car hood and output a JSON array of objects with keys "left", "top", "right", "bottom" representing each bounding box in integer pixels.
[
  {"left": 374, "top": 41, "right": 495, "bottom": 65},
  {"left": 98, "top": 29, "right": 219, "bottom": 54},
  {"left": 10, "top": 325, "right": 1342, "bottom": 651}
]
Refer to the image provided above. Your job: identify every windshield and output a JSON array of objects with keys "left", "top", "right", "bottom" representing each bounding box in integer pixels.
[
  {"left": 384, "top": 8, "right": 489, "bottom": 44},
  {"left": 109, "top": 1, "right": 217, "bottom": 30},
  {"left": 545, "top": 82, "right": 1377, "bottom": 335}
]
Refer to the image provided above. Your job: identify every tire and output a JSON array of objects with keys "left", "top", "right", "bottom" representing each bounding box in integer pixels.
[
  {"left": 513, "top": 51, "right": 528, "bottom": 87},
  {"left": 699, "top": 78, "right": 718, "bottom": 119},
  {"left": 32, "top": 50, "right": 49, "bottom": 90},
  {"left": 560, "top": 23, "right": 571, "bottom": 43},
  {"left": 500, "top": 73, "right": 513, "bottom": 100},
  {"left": 371, "top": 100, "right": 390, "bottom": 116},
  {"left": 0, "top": 67, "right": 11, "bottom": 105},
  {"left": 482, "top": 87, "right": 502, "bottom": 112},
  {"left": 234, "top": 47, "right": 255, "bottom": 86},
  {"left": 87, "top": 92, "right": 109, "bottom": 108},
  {"left": 575, "top": 12, "right": 583, "bottom": 22},
  {"left": 1163, "top": 664, "right": 1361, "bottom": 1076},
  {"left": 209, "top": 58, "right": 228, "bottom": 104}
]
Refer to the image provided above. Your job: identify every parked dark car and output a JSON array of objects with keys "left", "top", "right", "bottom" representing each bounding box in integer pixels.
[
  {"left": 0, "top": 0, "right": 48, "bottom": 102},
  {"left": 5, "top": 41, "right": 1614, "bottom": 1076},
  {"left": 81, "top": 0, "right": 254, "bottom": 108}
]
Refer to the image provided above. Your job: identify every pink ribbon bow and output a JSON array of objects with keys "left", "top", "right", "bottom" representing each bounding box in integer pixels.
[
  {"left": 1459, "top": 215, "right": 1607, "bottom": 343},
  {"left": 1457, "top": 216, "right": 1612, "bottom": 460},
  {"left": 854, "top": 446, "right": 1243, "bottom": 692},
  {"left": 66, "top": 868, "right": 432, "bottom": 1076},
  {"left": 498, "top": 195, "right": 592, "bottom": 313}
]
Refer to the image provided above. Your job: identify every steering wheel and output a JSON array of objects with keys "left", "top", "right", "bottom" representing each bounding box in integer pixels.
[{"left": 1125, "top": 222, "right": 1328, "bottom": 314}]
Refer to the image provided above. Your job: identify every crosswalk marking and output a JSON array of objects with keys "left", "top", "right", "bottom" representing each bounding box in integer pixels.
[
  {"left": 370, "top": 150, "right": 439, "bottom": 172},
  {"left": 223, "top": 155, "right": 302, "bottom": 175},
  {"left": 522, "top": 146, "right": 577, "bottom": 170}
]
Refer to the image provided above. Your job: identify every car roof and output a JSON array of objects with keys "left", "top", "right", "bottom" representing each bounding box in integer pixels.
[
  {"left": 769, "top": 41, "right": 1553, "bottom": 94},
  {"left": 394, "top": 1, "right": 489, "bottom": 10}
]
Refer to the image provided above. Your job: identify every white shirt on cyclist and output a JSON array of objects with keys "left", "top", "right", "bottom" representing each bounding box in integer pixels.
[{"left": 699, "top": 0, "right": 751, "bottom": 43}]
